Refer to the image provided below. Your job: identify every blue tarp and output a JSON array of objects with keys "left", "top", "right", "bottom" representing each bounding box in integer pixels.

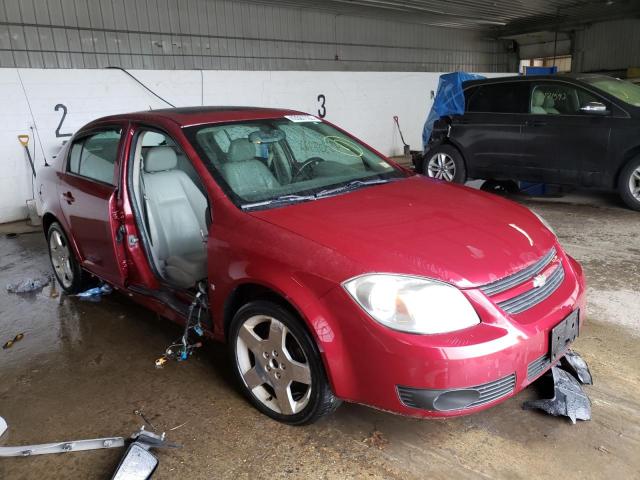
[{"left": 422, "top": 72, "right": 485, "bottom": 150}]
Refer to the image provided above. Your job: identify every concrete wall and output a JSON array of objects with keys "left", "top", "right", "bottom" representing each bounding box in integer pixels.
[
  {"left": 573, "top": 19, "right": 640, "bottom": 73},
  {"left": 0, "top": 0, "right": 511, "bottom": 72},
  {"left": 0, "top": 67, "right": 506, "bottom": 223}
]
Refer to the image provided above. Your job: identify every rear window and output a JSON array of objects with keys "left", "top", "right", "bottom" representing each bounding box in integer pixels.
[
  {"left": 67, "top": 129, "right": 121, "bottom": 185},
  {"left": 465, "top": 83, "right": 528, "bottom": 114}
]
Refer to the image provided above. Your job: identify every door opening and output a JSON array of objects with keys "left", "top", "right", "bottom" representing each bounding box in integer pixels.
[{"left": 129, "top": 128, "right": 210, "bottom": 290}]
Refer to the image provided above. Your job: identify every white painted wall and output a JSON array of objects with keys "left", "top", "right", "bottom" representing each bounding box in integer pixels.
[{"left": 0, "top": 68, "right": 505, "bottom": 223}]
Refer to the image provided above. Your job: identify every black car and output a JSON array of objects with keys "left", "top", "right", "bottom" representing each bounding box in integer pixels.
[{"left": 420, "top": 74, "right": 640, "bottom": 210}]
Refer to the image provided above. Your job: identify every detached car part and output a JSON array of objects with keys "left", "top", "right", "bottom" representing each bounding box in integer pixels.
[
  {"left": 561, "top": 349, "right": 593, "bottom": 385},
  {"left": 0, "top": 415, "right": 124, "bottom": 457},
  {"left": 1, "top": 416, "right": 172, "bottom": 479},
  {"left": 111, "top": 427, "right": 175, "bottom": 480},
  {"left": 522, "top": 366, "right": 591, "bottom": 424}
]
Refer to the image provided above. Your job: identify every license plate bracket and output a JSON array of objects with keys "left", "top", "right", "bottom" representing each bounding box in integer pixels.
[{"left": 550, "top": 309, "right": 579, "bottom": 362}]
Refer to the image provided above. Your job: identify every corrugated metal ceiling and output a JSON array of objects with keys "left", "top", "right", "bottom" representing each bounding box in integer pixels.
[{"left": 248, "top": 0, "right": 640, "bottom": 34}]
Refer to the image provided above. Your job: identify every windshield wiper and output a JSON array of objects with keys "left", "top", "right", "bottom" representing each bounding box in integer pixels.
[
  {"left": 241, "top": 194, "right": 316, "bottom": 210},
  {"left": 315, "top": 178, "right": 391, "bottom": 198}
]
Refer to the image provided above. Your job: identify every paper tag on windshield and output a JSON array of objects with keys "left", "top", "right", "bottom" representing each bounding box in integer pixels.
[{"left": 284, "top": 114, "right": 321, "bottom": 123}]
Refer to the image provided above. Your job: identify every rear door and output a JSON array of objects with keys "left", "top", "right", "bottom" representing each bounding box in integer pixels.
[
  {"left": 521, "top": 80, "right": 611, "bottom": 185},
  {"left": 58, "top": 125, "right": 129, "bottom": 286},
  {"left": 452, "top": 81, "right": 529, "bottom": 179}
]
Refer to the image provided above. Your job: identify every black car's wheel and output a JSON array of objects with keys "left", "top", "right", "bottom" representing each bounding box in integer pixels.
[
  {"left": 618, "top": 157, "right": 640, "bottom": 211},
  {"left": 422, "top": 145, "right": 466, "bottom": 183},
  {"left": 228, "top": 300, "right": 341, "bottom": 425},
  {"left": 480, "top": 179, "right": 520, "bottom": 196},
  {"left": 47, "top": 222, "right": 90, "bottom": 294}
]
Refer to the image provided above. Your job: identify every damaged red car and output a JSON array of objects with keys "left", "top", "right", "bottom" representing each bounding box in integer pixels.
[{"left": 39, "top": 107, "right": 586, "bottom": 425}]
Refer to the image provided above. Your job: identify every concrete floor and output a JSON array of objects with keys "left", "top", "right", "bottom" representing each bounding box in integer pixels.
[{"left": 0, "top": 191, "right": 639, "bottom": 479}]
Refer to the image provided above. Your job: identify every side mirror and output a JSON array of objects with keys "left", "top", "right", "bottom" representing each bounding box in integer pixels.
[
  {"left": 111, "top": 442, "right": 158, "bottom": 480},
  {"left": 579, "top": 101, "right": 609, "bottom": 115}
]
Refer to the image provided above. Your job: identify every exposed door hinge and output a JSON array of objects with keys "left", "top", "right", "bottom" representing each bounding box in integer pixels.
[{"left": 116, "top": 224, "right": 126, "bottom": 243}]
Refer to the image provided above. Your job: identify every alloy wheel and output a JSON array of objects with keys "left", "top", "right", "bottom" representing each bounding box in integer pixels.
[
  {"left": 629, "top": 166, "right": 640, "bottom": 200},
  {"left": 427, "top": 153, "right": 456, "bottom": 181},
  {"left": 49, "top": 229, "right": 73, "bottom": 288},
  {"left": 235, "top": 315, "right": 312, "bottom": 415}
]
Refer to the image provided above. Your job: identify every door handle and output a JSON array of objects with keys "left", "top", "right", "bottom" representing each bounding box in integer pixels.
[
  {"left": 62, "top": 191, "right": 75, "bottom": 204},
  {"left": 526, "top": 120, "right": 547, "bottom": 127}
]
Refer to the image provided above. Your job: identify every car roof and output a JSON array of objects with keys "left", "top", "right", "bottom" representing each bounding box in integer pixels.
[
  {"left": 88, "top": 106, "right": 308, "bottom": 128},
  {"left": 463, "top": 73, "right": 614, "bottom": 88}
]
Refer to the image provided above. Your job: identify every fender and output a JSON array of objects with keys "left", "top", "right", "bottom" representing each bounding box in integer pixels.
[{"left": 211, "top": 263, "right": 357, "bottom": 399}]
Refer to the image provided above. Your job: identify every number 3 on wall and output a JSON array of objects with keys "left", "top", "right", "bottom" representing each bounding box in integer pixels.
[
  {"left": 317, "top": 94, "right": 326, "bottom": 118},
  {"left": 54, "top": 103, "right": 72, "bottom": 138}
]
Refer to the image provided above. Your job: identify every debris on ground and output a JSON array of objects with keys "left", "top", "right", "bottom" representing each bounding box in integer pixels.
[
  {"left": 0, "top": 415, "right": 124, "bottom": 457},
  {"left": 169, "top": 421, "right": 188, "bottom": 432},
  {"left": 0, "top": 414, "right": 176, "bottom": 477},
  {"left": 523, "top": 366, "right": 592, "bottom": 424},
  {"left": 75, "top": 284, "right": 113, "bottom": 302},
  {"left": 48, "top": 279, "right": 59, "bottom": 299},
  {"left": 134, "top": 409, "right": 156, "bottom": 429},
  {"left": 2, "top": 333, "right": 25, "bottom": 350},
  {"left": 6, "top": 275, "right": 50, "bottom": 294},
  {"left": 363, "top": 430, "right": 389, "bottom": 449},
  {"left": 154, "top": 356, "right": 168, "bottom": 369},
  {"left": 561, "top": 349, "right": 593, "bottom": 385}
]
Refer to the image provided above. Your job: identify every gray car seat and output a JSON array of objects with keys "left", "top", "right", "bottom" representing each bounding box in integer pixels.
[
  {"left": 221, "top": 138, "right": 280, "bottom": 198},
  {"left": 543, "top": 96, "right": 560, "bottom": 114},
  {"left": 531, "top": 90, "right": 547, "bottom": 114},
  {"left": 142, "top": 146, "right": 208, "bottom": 288}
]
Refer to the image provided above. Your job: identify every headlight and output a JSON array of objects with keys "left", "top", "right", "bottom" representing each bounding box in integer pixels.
[
  {"left": 533, "top": 211, "right": 556, "bottom": 237},
  {"left": 342, "top": 274, "right": 480, "bottom": 334}
]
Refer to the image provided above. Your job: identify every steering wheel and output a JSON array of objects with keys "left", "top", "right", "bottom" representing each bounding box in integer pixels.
[{"left": 292, "top": 157, "right": 324, "bottom": 181}]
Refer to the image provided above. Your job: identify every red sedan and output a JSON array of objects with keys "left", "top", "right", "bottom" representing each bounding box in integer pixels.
[{"left": 39, "top": 107, "right": 586, "bottom": 424}]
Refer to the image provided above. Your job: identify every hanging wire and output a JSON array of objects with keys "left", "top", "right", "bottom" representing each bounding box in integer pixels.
[{"left": 106, "top": 66, "right": 176, "bottom": 108}]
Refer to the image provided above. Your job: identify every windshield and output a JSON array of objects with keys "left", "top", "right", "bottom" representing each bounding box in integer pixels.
[
  {"left": 184, "top": 116, "right": 406, "bottom": 209},
  {"left": 583, "top": 76, "right": 640, "bottom": 107}
]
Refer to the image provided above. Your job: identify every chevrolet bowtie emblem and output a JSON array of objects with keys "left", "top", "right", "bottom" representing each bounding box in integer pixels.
[{"left": 533, "top": 274, "right": 547, "bottom": 288}]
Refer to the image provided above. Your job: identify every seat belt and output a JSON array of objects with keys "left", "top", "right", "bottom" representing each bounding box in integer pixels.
[{"left": 139, "top": 161, "right": 153, "bottom": 245}]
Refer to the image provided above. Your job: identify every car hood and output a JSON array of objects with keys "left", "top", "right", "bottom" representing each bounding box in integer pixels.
[{"left": 250, "top": 176, "right": 557, "bottom": 289}]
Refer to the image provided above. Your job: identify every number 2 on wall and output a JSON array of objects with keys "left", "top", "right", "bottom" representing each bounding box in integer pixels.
[
  {"left": 317, "top": 94, "right": 326, "bottom": 118},
  {"left": 54, "top": 103, "right": 72, "bottom": 138}
]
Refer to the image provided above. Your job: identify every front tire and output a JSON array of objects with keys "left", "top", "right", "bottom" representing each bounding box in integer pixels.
[
  {"left": 618, "top": 157, "right": 640, "bottom": 211},
  {"left": 228, "top": 301, "right": 340, "bottom": 425},
  {"left": 47, "top": 222, "right": 89, "bottom": 294},
  {"left": 422, "top": 144, "right": 466, "bottom": 183}
]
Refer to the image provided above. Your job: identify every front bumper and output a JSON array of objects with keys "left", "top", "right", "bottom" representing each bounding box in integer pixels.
[{"left": 318, "top": 252, "right": 586, "bottom": 418}]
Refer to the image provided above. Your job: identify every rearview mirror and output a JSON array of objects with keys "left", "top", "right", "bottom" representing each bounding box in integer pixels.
[
  {"left": 111, "top": 443, "right": 158, "bottom": 480},
  {"left": 579, "top": 102, "right": 609, "bottom": 115},
  {"left": 248, "top": 129, "right": 285, "bottom": 144}
]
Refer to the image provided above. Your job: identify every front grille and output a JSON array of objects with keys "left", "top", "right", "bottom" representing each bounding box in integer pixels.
[
  {"left": 478, "top": 247, "right": 565, "bottom": 315},
  {"left": 496, "top": 264, "right": 564, "bottom": 314},
  {"left": 397, "top": 373, "right": 516, "bottom": 411},
  {"left": 480, "top": 248, "right": 557, "bottom": 296},
  {"left": 527, "top": 354, "right": 551, "bottom": 381}
]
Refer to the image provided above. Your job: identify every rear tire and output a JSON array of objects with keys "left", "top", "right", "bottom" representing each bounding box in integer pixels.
[
  {"left": 618, "top": 157, "right": 640, "bottom": 211},
  {"left": 47, "top": 222, "right": 90, "bottom": 294},
  {"left": 481, "top": 179, "right": 520, "bottom": 196},
  {"left": 228, "top": 300, "right": 341, "bottom": 425},
  {"left": 422, "top": 144, "right": 466, "bottom": 183}
]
